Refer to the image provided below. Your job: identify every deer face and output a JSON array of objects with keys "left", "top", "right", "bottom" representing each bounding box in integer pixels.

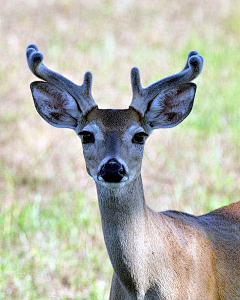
[{"left": 79, "top": 108, "right": 148, "bottom": 189}]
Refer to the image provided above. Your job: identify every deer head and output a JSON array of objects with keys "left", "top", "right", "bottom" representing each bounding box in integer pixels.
[{"left": 26, "top": 44, "right": 203, "bottom": 190}]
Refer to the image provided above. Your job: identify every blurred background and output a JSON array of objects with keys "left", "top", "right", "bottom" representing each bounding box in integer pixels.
[{"left": 0, "top": 0, "right": 239, "bottom": 298}]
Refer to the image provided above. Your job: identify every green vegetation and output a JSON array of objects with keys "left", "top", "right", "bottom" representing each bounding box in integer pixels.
[
  {"left": 0, "top": 0, "right": 239, "bottom": 298},
  {"left": 0, "top": 191, "right": 111, "bottom": 299}
]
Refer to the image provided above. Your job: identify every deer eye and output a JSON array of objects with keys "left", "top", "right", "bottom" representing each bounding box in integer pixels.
[
  {"left": 132, "top": 132, "right": 148, "bottom": 144},
  {"left": 79, "top": 131, "right": 95, "bottom": 144}
]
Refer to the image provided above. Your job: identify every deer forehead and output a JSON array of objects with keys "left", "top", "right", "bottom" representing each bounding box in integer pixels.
[{"left": 84, "top": 107, "right": 144, "bottom": 135}]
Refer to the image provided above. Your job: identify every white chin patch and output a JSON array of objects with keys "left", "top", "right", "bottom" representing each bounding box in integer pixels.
[{"left": 96, "top": 177, "right": 129, "bottom": 189}]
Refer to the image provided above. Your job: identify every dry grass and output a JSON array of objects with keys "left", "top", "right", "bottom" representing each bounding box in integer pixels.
[{"left": 0, "top": 0, "right": 239, "bottom": 298}]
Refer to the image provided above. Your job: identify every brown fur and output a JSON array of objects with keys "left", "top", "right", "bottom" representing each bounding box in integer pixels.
[
  {"left": 27, "top": 45, "right": 239, "bottom": 299},
  {"left": 86, "top": 109, "right": 240, "bottom": 299}
]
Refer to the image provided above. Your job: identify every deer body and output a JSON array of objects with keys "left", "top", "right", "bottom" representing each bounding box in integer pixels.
[{"left": 26, "top": 45, "right": 240, "bottom": 299}]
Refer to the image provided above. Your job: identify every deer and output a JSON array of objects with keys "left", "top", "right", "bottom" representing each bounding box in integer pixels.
[{"left": 26, "top": 44, "right": 240, "bottom": 300}]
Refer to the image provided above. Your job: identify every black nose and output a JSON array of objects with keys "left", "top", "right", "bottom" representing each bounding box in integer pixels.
[{"left": 99, "top": 159, "right": 126, "bottom": 183}]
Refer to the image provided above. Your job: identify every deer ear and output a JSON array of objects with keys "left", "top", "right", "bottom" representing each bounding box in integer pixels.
[
  {"left": 30, "top": 81, "right": 80, "bottom": 129},
  {"left": 145, "top": 83, "right": 196, "bottom": 129}
]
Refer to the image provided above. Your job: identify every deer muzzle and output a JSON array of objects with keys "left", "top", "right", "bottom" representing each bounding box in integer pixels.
[{"left": 99, "top": 159, "right": 126, "bottom": 183}]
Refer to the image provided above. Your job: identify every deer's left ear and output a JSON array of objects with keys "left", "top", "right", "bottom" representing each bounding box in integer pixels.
[{"left": 145, "top": 83, "right": 196, "bottom": 129}]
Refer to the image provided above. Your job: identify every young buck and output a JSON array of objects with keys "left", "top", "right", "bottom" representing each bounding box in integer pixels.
[{"left": 26, "top": 44, "right": 240, "bottom": 299}]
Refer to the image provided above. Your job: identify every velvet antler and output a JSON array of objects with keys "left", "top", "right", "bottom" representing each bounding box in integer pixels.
[
  {"left": 130, "top": 51, "right": 203, "bottom": 116},
  {"left": 26, "top": 44, "right": 97, "bottom": 116}
]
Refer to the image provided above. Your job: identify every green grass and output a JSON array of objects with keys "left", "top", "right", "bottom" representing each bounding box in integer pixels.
[
  {"left": 0, "top": 0, "right": 239, "bottom": 298},
  {"left": 0, "top": 191, "right": 111, "bottom": 299}
]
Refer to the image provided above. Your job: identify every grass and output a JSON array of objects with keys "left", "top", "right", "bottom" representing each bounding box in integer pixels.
[
  {"left": 0, "top": 191, "right": 111, "bottom": 299},
  {"left": 0, "top": 0, "right": 239, "bottom": 298}
]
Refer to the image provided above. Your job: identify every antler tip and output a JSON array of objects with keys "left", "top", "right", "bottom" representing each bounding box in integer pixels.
[
  {"left": 26, "top": 44, "right": 44, "bottom": 72},
  {"left": 27, "top": 44, "right": 38, "bottom": 52},
  {"left": 83, "top": 71, "right": 93, "bottom": 89},
  {"left": 131, "top": 67, "right": 140, "bottom": 78},
  {"left": 84, "top": 71, "right": 92, "bottom": 81},
  {"left": 131, "top": 67, "right": 142, "bottom": 89},
  {"left": 188, "top": 50, "right": 199, "bottom": 58},
  {"left": 28, "top": 52, "right": 44, "bottom": 69},
  {"left": 188, "top": 54, "right": 204, "bottom": 74}
]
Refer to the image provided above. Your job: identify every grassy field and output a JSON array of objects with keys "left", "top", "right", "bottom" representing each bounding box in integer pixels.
[{"left": 0, "top": 0, "right": 239, "bottom": 299}]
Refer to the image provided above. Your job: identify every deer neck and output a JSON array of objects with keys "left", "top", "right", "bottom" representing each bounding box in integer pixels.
[
  {"left": 96, "top": 174, "right": 148, "bottom": 237},
  {"left": 96, "top": 174, "right": 152, "bottom": 292},
  {"left": 95, "top": 175, "right": 216, "bottom": 298}
]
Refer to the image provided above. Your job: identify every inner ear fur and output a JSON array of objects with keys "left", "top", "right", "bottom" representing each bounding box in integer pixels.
[
  {"left": 30, "top": 81, "right": 80, "bottom": 129},
  {"left": 145, "top": 83, "right": 197, "bottom": 129}
]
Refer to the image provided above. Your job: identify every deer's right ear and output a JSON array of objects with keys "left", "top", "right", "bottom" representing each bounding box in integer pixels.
[{"left": 30, "top": 81, "right": 80, "bottom": 129}]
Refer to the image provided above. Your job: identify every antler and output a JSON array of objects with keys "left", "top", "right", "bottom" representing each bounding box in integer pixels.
[
  {"left": 130, "top": 51, "right": 204, "bottom": 116},
  {"left": 26, "top": 44, "right": 97, "bottom": 116}
]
